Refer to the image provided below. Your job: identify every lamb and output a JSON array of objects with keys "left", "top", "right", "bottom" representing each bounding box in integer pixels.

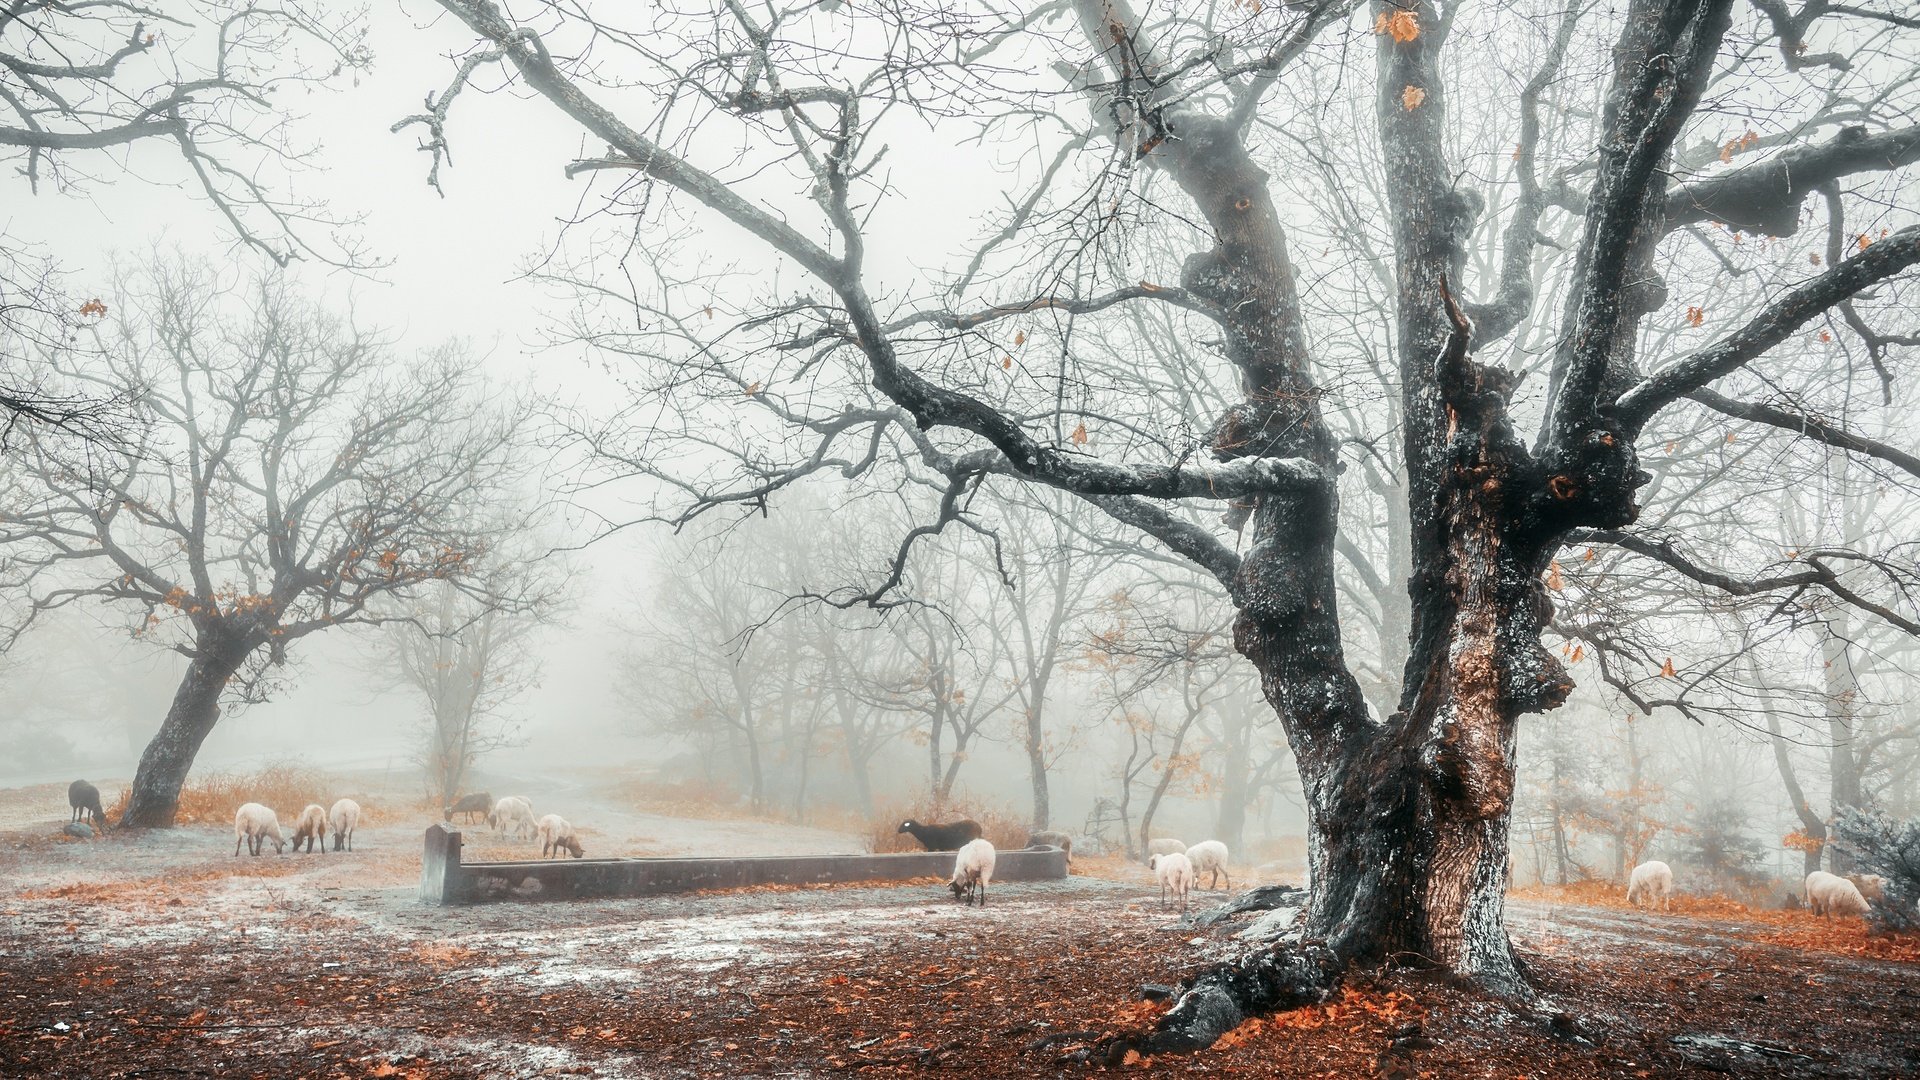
[
  {"left": 328, "top": 798, "right": 360, "bottom": 852},
  {"left": 1146, "top": 838, "right": 1186, "bottom": 858},
  {"left": 947, "top": 838, "right": 996, "bottom": 906},
  {"left": 1026, "top": 829, "right": 1074, "bottom": 864},
  {"left": 289, "top": 803, "right": 329, "bottom": 854},
  {"left": 1806, "top": 870, "right": 1871, "bottom": 918},
  {"left": 1150, "top": 851, "right": 1195, "bottom": 911},
  {"left": 535, "top": 813, "right": 585, "bottom": 859},
  {"left": 444, "top": 791, "right": 492, "bottom": 824},
  {"left": 1186, "top": 840, "right": 1232, "bottom": 890},
  {"left": 233, "top": 803, "right": 286, "bottom": 856},
  {"left": 488, "top": 796, "right": 536, "bottom": 840},
  {"left": 1626, "top": 860, "right": 1672, "bottom": 912},
  {"left": 67, "top": 780, "right": 107, "bottom": 830},
  {"left": 897, "top": 818, "right": 983, "bottom": 852}
]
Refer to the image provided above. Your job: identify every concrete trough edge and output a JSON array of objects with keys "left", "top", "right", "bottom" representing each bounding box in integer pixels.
[{"left": 419, "top": 823, "right": 1069, "bottom": 905}]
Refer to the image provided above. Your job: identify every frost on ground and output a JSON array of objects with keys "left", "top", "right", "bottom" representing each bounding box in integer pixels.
[{"left": 3, "top": 783, "right": 1918, "bottom": 1078}]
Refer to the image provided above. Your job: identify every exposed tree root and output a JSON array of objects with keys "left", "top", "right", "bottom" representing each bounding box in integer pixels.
[{"left": 1095, "top": 942, "right": 1345, "bottom": 1060}]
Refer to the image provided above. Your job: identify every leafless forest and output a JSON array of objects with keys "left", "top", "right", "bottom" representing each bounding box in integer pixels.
[{"left": 3, "top": 1, "right": 1919, "bottom": 1076}]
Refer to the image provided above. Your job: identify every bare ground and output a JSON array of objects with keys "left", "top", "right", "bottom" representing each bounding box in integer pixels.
[{"left": 3, "top": 785, "right": 1916, "bottom": 1078}]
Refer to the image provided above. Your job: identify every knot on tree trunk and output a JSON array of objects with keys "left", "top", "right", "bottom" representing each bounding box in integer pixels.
[
  {"left": 1508, "top": 642, "right": 1574, "bottom": 714},
  {"left": 1205, "top": 401, "right": 1293, "bottom": 461},
  {"left": 1532, "top": 425, "right": 1647, "bottom": 532}
]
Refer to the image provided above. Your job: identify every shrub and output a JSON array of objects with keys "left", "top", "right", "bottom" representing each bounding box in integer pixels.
[
  {"left": 866, "top": 792, "right": 1031, "bottom": 854},
  {"left": 1832, "top": 807, "right": 1920, "bottom": 935},
  {"left": 104, "top": 763, "right": 362, "bottom": 827}
]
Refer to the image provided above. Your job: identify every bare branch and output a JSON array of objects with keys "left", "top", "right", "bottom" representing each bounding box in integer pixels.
[{"left": 1612, "top": 225, "right": 1920, "bottom": 433}]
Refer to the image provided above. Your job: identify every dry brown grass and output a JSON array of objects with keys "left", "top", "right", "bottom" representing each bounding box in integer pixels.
[
  {"left": 865, "top": 793, "right": 1032, "bottom": 854},
  {"left": 1069, "top": 853, "right": 1149, "bottom": 884},
  {"left": 103, "top": 763, "right": 371, "bottom": 827},
  {"left": 1245, "top": 834, "right": 1308, "bottom": 865},
  {"left": 1515, "top": 880, "right": 1920, "bottom": 964}
]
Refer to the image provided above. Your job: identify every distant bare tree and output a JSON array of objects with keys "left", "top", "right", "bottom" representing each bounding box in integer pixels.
[
  {"left": 389, "top": 558, "right": 563, "bottom": 809},
  {"left": 2, "top": 0, "right": 371, "bottom": 436},
  {"left": 418, "top": 0, "right": 1920, "bottom": 1043},
  {"left": 974, "top": 491, "right": 1106, "bottom": 829},
  {"left": 0, "top": 256, "right": 531, "bottom": 826}
]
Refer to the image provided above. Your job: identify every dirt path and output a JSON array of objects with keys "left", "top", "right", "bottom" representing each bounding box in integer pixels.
[{"left": 3, "top": 807, "right": 1917, "bottom": 1078}]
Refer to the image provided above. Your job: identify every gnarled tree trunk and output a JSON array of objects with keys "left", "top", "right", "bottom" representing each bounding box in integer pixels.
[{"left": 119, "top": 633, "right": 254, "bottom": 828}]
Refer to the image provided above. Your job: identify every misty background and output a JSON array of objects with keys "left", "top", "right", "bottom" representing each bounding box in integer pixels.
[{"left": 3, "top": 0, "right": 1914, "bottom": 891}]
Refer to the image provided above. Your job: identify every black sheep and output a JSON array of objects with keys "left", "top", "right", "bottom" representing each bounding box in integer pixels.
[
  {"left": 68, "top": 780, "right": 107, "bottom": 830},
  {"left": 897, "top": 818, "right": 983, "bottom": 852},
  {"left": 443, "top": 791, "right": 493, "bottom": 824}
]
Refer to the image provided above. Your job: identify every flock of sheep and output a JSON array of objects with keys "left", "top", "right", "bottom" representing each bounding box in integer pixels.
[
  {"left": 1625, "top": 858, "right": 1885, "bottom": 918},
  {"left": 230, "top": 789, "right": 587, "bottom": 860},
  {"left": 66, "top": 779, "right": 1893, "bottom": 924},
  {"left": 445, "top": 791, "right": 585, "bottom": 859},
  {"left": 233, "top": 799, "right": 360, "bottom": 855},
  {"left": 895, "top": 818, "right": 1234, "bottom": 912}
]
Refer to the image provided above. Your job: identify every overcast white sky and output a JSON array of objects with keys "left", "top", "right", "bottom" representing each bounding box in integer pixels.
[
  {"left": 3, "top": 0, "right": 1060, "bottom": 783},
  {"left": 4, "top": 3, "right": 652, "bottom": 778}
]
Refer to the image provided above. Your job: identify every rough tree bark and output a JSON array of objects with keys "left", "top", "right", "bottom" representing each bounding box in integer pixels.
[{"left": 119, "top": 632, "right": 255, "bottom": 828}]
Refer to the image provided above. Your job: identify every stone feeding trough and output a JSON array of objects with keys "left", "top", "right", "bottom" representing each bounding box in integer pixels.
[{"left": 418, "top": 824, "right": 1071, "bottom": 905}]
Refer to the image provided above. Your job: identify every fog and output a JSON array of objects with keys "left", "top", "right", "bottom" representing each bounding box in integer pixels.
[
  {"left": 3, "top": 0, "right": 1916, "bottom": 887},
  {"left": 9, "top": 4, "right": 1920, "bottom": 1076}
]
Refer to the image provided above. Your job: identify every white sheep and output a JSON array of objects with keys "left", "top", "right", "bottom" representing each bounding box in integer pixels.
[
  {"left": 948, "top": 838, "right": 996, "bottom": 907},
  {"left": 328, "top": 798, "right": 360, "bottom": 852},
  {"left": 535, "top": 813, "right": 585, "bottom": 859},
  {"left": 233, "top": 803, "right": 285, "bottom": 856},
  {"left": 1626, "top": 860, "right": 1672, "bottom": 912},
  {"left": 1806, "top": 870, "right": 1870, "bottom": 918},
  {"left": 288, "top": 803, "right": 328, "bottom": 854},
  {"left": 1186, "top": 840, "right": 1232, "bottom": 890},
  {"left": 1849, "top": 873, "right": 1888, "bottom": 906},
  {"left": 1150, "top": 851, "right": 1195, "bottom": 911},
  {"left": 1146, "top": 837, "right": 1187, "bottom": 858},
  {"left": 488, "top": 796, "right": 536, "bottom": 840}
]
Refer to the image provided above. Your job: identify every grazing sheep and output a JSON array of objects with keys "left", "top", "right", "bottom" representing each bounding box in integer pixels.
[
  {"left": 488, "top": 796, "right": 536, "bottom": 840},
  {"left": 1186, "top": 840, "right": 1232, "bottom": 890},
  {"left": 535, "top": 814, "right": 585, "bottom": 859},
  {"left": 289, "top": 804, "right": 328, "bottom": 854},
  {"left": 1626, "top": 860, "right": 1673, "bottom": 912},
  {"left": 444, "top": 791, "right": 492, "bottom": 824},
  {"left": 233, "top": 803, "right": 286, "bottom": 856},
  {"left": 1806, "top": 870, "right": 1871, "bottom": 918},
  {"left": 1150, "top": 851, "right": 1195, "bottom": 911},
  {"left": 897, "top": 818, "right": 983, "bottom": 852},
  {"left": 1026, "top": 829, "right": 1074, "bottom": 864},
  {"left": 948, "top": 838, "right": 996, "bottom": 906},
  {"left": 67, "top": 780, "right": 107, "bottom": 830},
  {"left": 1849, "top": 873, "right": 1888, "bottom": 906},
  {"left": 1146, "top": 838, "right": 1187, "bottom": 859},
  {"left": 328, "top": 798, "right": 360, "bottom": 852}
]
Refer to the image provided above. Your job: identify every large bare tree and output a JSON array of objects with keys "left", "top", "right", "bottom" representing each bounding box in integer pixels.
[
  {"left": 0, "top": 257, "right": 531, "bottom": 827},
  {"left": 413, "top": 0, "right": 1920, "bottom": 1048}
]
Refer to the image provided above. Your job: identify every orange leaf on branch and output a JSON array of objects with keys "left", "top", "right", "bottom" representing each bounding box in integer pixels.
[{"left": 1373, "top": 10, "right": 1420, "bottom": 42}]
